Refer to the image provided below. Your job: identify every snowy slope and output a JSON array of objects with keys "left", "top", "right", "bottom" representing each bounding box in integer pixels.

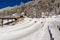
[
  {"left": 0, "top": 18, "right": 60, "bottom": 40},
  {"left": 0, "top": 18, "right": 44, "bottom": 40},
  {"left": 0, "top": 18, "right": 35, "bottom": 32}
]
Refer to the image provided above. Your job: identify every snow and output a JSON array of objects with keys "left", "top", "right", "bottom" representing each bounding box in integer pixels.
[
  {"left": 47, "top": 20, "right": 60, "bottom": 40},
  {"left": 0, "top": 18, "right": 44, "bottom": 40},
  {"left": 0, "top": 18, "right": 60, "bottom": 40},
  {"left": 0, "top": 18, "right": 39, "bottom": 32},
  {"left": 3, "top": 19, "right": 15, "bottom": 24}
]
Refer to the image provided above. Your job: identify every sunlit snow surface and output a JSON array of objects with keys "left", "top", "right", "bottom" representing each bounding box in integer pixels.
[{"left": 0, "top": 17, "right": 60, "bottom": 40}]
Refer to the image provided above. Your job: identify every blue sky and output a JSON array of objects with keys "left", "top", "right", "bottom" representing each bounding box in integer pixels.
[{"left": 0, "top": 0, "right": 32, "bottom": 9}]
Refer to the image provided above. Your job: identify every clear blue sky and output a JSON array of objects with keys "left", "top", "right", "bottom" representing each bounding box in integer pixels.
[{"left": 0, "top": 0, "right": 32, "bottom": 9}]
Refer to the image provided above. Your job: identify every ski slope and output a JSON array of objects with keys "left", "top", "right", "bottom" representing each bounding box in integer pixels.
[
  {"left": 0, "top": 18, "right": 38, "bottom": 32},
  {"left": 0, "top": 18, "right": 60, "bottom": 40}
]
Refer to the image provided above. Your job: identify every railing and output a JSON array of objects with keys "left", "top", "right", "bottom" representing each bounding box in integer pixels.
[{"left": 0, "top": 17, "right": 19, "bottom": 27}]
